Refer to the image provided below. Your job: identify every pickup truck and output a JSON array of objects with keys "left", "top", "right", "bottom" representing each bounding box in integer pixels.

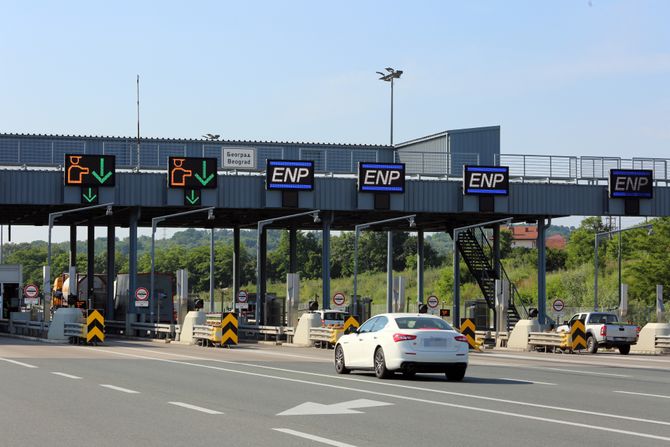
[{"left": 556, "top": 312, "right": 638, "bottom": 355}]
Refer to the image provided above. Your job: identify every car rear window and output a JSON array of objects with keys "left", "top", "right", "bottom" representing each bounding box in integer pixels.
[
  {"left": 587, "top": 313, "right": 618, "bottom": 324},
  {"left": 395, "top": 317, "right": 453, "bottom": 330},
  {"left": 324, "top": 312, "right": 346, "bottom": 321}
]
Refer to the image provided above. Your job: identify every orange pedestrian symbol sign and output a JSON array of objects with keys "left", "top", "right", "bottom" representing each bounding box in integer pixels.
[
  {"left": 67, "top": 155, "right": 89, "bottom": 184},
  {"left": 64, "top": 154, "right": 116, "bottom": 186},
  {"left": 170, "top": 158, "right": 193, "bottom": 187}
]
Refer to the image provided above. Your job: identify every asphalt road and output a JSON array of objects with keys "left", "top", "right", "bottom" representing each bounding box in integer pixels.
[{"left": 1, "top": 336, "right": 670, "bottom": 447}]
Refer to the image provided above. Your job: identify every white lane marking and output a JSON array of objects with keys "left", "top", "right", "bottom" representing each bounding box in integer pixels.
[
  {"left": 614, "top": 391, "right": 670, "bottom": 400},
  {"left": 469, "top": 360, "right": 631, "bottom": 378},
  {"left": 472, "top": 352, "right": 670, "bottom": 370},
  {"left": 273, "top": 428, "right": 357, "bottom": 447},
  {"left": 51, "top": 372, "right": 82, "bottom": 379},
  {"left": 278, "top": 399, "right": 393, "bottom": 416},
  {"left": 168, "top": 402, "right": 223, "bottom": 415},
  {"left": 99, "top": 384, "right": 139, "bottom": 394},
  {"left": 499, "top": 378, "right": 556, "bottom": 386},
  {"left": 92, "top": 347, "right": 670, "bottom": 434},
  {"left": 0, "top": 357, "right": 38, "bottom": 368}
]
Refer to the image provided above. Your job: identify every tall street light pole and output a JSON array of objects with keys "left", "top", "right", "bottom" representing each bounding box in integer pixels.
[
  {"left": 593, "top": 222, "right": 652, "bottom": 311},
  {"left": 377, "top": 67, "right": 403, "bottom": 310}
]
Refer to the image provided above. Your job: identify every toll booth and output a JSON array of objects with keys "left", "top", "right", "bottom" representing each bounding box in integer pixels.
[
  {"left": 465, "top": 299, "right": 490, "bottom": 330},
  {"left": 114, "top": 273, "right": 175, "bottom": 322},
  {"left": 0, "top": 265, "right": 22, "bottom": 320},
  {"left": 243, "top": 293, "right": 286, "bottom": 326},
  {"left": 348, "top": 297, "right": 373, "bottom": 323}
]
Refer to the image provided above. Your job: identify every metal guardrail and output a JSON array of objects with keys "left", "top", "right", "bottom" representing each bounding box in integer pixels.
[
  {"left": 64, "top": 322, "right": 84, "bottom": 338},
  {"left": 130, "top": 322, "right": 178, "bottom": 339},
  {"left": 656, "top": 335, "right": 670, "bottom": 349},
  {"left": 528, "top": 332, "right": 570, "bottom": 351},
  {"left": 496, "top": 154, "right": 670, "bottom": 184},
  {"left": 11, "top": 320, "right": 49, "bottom": 336}
]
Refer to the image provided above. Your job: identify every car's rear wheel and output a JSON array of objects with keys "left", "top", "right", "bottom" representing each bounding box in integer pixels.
[
  {"left": 334, "top": 345, "right": 350, "bottom": 374},
  {"left": 618, "top": 344, "right": 631, "bottom": 355},
  {"left": 445, "top": 364, "right": 467, "bottom": 382},
  {"left": 374, "top": 347, "right": 392, "bottom": 379}
]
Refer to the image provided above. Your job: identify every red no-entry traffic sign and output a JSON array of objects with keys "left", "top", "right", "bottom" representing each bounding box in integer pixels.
[
  {"left": 332, "top": 292, "right": 346, "bottom": 306},
  {"left": 238, "top": 290, "right": 248, "bottom": 303},
  {"left": 24, "top": 284, "right": 39, "bottom": 298},
  {"left": 427, "top": 295, "right": 439, "bottom": 309}
]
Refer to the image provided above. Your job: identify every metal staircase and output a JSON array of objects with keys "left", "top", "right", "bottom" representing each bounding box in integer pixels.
[{"left": 456, "top": 228, "right": 527, "bottom": 331}]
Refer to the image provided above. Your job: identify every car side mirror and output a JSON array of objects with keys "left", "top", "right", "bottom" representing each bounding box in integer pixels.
[{"left": 345, "top": 326, "right": 358, "bottom": 335}]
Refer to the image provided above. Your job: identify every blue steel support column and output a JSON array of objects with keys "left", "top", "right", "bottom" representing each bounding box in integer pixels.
[
  {"left": 537, "top": 218, "right": 547, "bottom": 325},
  {"left": 128, "top": 208, "right": 139, "bottom": 330},
  {"left": 453, "top": 231, "right": 460, "bottom": 326},
  {"left": 387, "top": 231, "right": 393, "bottom": 313},
  {"left": 233, "top": 227, "right": 240, "bottom": 307},
  {"left": 289, "top": 229, "right": 297, "bottom": 274},
  {"left": 493, "top": 225, "right": 500, "bottom": 331},
  {"left": 106, "top": 223, "right": 115, "bottom": 320},
  {"left": 259, "top": 228, "right": 267, "bottom": 325},
  {"left": 322, "top": 219, "right": 331, "bottom": 310},
  {"left": 209, "top": 228, "right": 215, "bottom": 313},
  {"left": 87, "top": 223, "right": 95, "bottom": 310},
  {"left": 417, "top": 230, "right": 424, "bottom": 307},
  {"left": 69, "top": 226, "right": 77, "bottom": 269}
]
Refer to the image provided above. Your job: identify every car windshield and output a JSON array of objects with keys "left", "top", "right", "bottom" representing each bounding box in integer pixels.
[
  {"left": 587, "top": 313, "right": 619, "bottom": 324},
  {"left": 395, "top": 317, "right": 453, "bottom": 330}
]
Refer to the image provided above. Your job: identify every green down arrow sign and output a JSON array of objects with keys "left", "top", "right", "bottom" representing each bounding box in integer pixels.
[
  {"left": 91, "top": 158, "right": 113, "bottom": 184},
  {"left": 82, "top": 187, "right": 98, "bottom": 204},
  {"left": 185, "top": 189, "right": 201, "bottom": 205},
  {"left": 194, "top": 160, "right": 215, "bottom": 186}
]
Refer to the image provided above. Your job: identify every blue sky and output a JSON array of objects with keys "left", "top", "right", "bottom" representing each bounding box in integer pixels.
[{"left": 1, "top": 1, "right": 668, "bottom": 242}]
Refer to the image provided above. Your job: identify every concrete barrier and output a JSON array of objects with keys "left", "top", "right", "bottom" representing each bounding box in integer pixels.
[
  {"left": 48, "top": 308, "right": 84, "bottom": 341},
  {"left": 180, "top": 311, "right": 206, "bottom": 344},
  {"left": 292, "top": 313, "right": 321, "bottom": 347},
  {"left": 631, "top": 322, "right": 670, "bottom": 355},
  {"left": 507, "top": 319, "right": 541, "bottom": 351}
]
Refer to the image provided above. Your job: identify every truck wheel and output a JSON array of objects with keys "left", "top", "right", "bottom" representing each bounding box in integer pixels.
[
  {"left": 586, "top": 336, "right": 598, "bottom": 354},
  {"left": 618, "top": 344, "right": 631, "bottom": 355}
]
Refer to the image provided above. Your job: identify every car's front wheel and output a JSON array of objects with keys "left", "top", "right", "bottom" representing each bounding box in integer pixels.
[
  {"left": 334, "top": 345, "right": 350, "bottom": 374},
  {"left": 374, "top": 347, "right": 392, "bottom": 379}
]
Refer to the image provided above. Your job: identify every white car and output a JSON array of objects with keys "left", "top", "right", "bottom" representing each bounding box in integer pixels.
[{"left": 334, "top": 313, "right": 469, "bottom": 381}]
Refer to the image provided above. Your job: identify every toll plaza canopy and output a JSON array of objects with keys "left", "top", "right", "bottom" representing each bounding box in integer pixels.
[
  {"left": 2, "top": 126, "right": 670, "bottom": 328},
  {"left": 1, "top": 126, "right": 669, "bottom": 229}
]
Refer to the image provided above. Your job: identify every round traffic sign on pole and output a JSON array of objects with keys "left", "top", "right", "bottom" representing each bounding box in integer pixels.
[
  {"left": 552, "top": 299, "right": 565, "bottom": 313},
  {"left": 427, "top": 295, "right": 439, "bottom": 309},
  {"left": 135, "top": 287, "right": 149, "bottom": 301},
  {"left": 24, "top": 284, "right": 39, "bottom": 298},
  {"left": 238, "top": 290, "right": 248, "bottom": 303},
  {"left": 332, "top": 292, "right": 346, "bottom": 306}
]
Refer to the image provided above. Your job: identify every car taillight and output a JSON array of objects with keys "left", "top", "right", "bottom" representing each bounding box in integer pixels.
[
  {"left": 600, "top": 326, "right": 607, "bottom": 336},
  {"left": 455, "top": 335, "right": 468, "bottom": 343},
  {"left": 393, "top": 333, "right": 417, "bottom": 342}
]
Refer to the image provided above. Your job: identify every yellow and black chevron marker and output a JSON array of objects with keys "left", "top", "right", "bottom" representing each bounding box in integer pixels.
[
  {"left": 221, "top": 312, "right": 238, "bottom": 346},
  {"left": 343, "top": 316, "right": 359, "bottom": 334},
  {"left": 459, "top": 318, "right": 477, "bottom": 349},
  {"left": 571, "top": 320, "right": 587, "bottom": 351},
  {"left": 86, "top": 309, "right": 105, "bottom": 344}
]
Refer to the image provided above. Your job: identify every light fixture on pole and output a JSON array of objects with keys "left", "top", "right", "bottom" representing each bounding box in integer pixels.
[
  {"left": 377, "top": 67, "right": 404, "bottom": 313},
  {"left": 353, "top": 214, "right": 416, "bottom": 315},
  {"left": 255, "top": 210, "right": 321, "bottom": 325},
  {"left": 593, "top": 221, "right": 653, "bottom": 311},
  {"left": 151, "top": 207, "right": 215, "bottom": 324}
]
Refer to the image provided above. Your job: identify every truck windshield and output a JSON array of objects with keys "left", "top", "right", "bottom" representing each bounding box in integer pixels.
[{"left": 587, "top": 313, "right": 619, "bottom": 324}]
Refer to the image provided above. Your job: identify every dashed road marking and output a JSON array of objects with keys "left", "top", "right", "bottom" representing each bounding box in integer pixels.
[
  {"left": 99, "top": 384, "right": 139, "bottom": 394},
  {"left": 51, "top": 372, "right": 82, "bottom": 379},
  {"left": 614, "top": 391, "right": 670, "bottom": 400},
  {"left": 0, "top": 357, "right": 38, "bottom": 368},
  {"left": 168, "top": 402, "right": 223, "bottom": 415},
  {"left": 273, "top": 428, "right": 357, "bottom": 447}
]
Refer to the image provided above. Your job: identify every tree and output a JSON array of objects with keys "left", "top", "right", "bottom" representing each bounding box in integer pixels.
[{"left": 566, "top": 216, "right": 611, "bottom": 268}]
